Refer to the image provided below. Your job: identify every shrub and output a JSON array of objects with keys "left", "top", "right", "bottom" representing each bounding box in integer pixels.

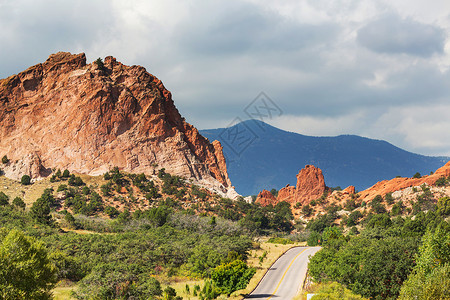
[
  {"left": 62, "top": 169, "right": 70, "bottom": 178},
  {"left": 211, "top": 259, "right": 255, "bottom": 296},
  {"left": 95, "top": 57, "right": 104, "bottom": 70},
  {"left": 12, "top": 197, "right": 26, "bottom": 209},
  {"left": 0, "top": 192, "right": 9, "bottom": 206},
  {"left": 21, "top": 174, "right": 31, "bottom": 185},
  {"left": 1, "top": 155, "right": 8, "bottom": 164},
  {"left": 434, "top": 176, "right": 448, "bottom": 187}
]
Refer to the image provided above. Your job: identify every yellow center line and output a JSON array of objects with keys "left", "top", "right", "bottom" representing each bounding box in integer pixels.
[{"left": 266, "top": 247, "right": 309, "bottom": 300}]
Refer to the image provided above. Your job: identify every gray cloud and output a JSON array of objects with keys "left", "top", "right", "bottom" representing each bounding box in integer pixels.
[
  {"left": 357, "top": 14, "right": 446, "bottom": 57},
  {"left": 0, "top": 0, "right": 449, "bottom": 156}
]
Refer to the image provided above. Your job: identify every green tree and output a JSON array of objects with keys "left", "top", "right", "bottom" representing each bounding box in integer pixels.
[
  {"left": 21, "top": 174, "right": 31, "bottom": 185},
  {"left": 436, "top": 196, "right": 450, "bottom": 217},
  {"left": 62, "top": 169, "right": 70, "bottom": 178},
  {"left": 30, "top": 195, "right": 53, "bottom": 226},
  {"left": 1, "top": 155, "right": 9, "bottom": 164},
  {"left": 12, "top": 197, "right": 26, "bottom": 209},
  {"left": 0, "top": 229, "right": 57, "bottom": 299},
  {"left": 0, "top": 192, "right": 9, "bottom": 206},
  {"left": 399, "top": 224, "right": 450, "bottom": 299},
  {"left": 211, "top": 259, "right": 255, "bottom": 296}
]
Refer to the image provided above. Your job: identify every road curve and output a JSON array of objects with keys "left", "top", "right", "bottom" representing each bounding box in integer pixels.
[{"left": 245, "top": 246, "right": 321, "bottom": 300}]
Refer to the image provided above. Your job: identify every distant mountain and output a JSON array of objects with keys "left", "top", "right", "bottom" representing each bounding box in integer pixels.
[{"left": 200, "top": 120, "right": 449, "bottom": 196}]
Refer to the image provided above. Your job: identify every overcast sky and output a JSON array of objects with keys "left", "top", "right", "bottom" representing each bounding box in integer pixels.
[{"left": 1, "top": 0, "right": 450, "bottom": 156}]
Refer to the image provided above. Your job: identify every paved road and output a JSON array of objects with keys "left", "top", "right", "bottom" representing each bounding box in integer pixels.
[{"left": 245, "top": 246, "right": 321, "bottom": 300}]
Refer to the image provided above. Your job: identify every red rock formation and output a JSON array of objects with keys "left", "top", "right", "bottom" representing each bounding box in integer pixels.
[
  {"left": 0, "top": 52, "right": 234, "bottom": 196},
  {"left": 255, "top": 189, "right": 276, "bottom": 206},
  {"left": 342, "top": 186, "right": 356, "bottom": 195},
  {"left": 257, "top": 165, "right": 328, "bottom": 206},
  {"left": 357, "top": 160, "right": 450, "bottom": 202},
  {"left": 294, "top": 165, "right": 327, "bottom": 204},
  {"left": 277, "top": 184, "right": 296, "bottom": 203}
]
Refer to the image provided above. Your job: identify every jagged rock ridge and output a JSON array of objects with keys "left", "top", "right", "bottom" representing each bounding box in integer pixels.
[
  {"left": 256, "top": 161, "right": 450, "bottom": 207},
  {"left": 0, "top": 52, "right": 236, "bottom": 197}
]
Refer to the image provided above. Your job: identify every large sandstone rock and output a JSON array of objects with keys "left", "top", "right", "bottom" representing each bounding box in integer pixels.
[
  {"left": 255, "top": 189, "right": 277, "bottom": 206},
  {"left": 294, "top": 165, "right": 327, "bottom": 204},
  {"left": 0, "top": 52, "right": 235, "bottom": 197},
  {"left": 256, "top": 165, "right": 328, "bottom": 206}
]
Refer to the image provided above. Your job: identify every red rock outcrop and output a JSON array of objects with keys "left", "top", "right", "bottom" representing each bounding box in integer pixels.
[
  {"left": 255, "top": 189, "right": 277, "bottom": 206},
  {"left": 356, "top": 160, "right": 450, "bottom": 202},
  {"left": 0, "top": 52, "right": 235, "bottom": 196},
  {"left": 294, "top": 165, "right": 327, "bottom": 204},
  {"left": 256, "top": 165, "right": 328, "bottom": 206},
  {"left": 277, "top": 184, "right": 296, "bottom": 203}
]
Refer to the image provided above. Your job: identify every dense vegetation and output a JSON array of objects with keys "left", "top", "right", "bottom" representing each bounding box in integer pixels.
[
  {"left": 308, "top": 209, "right": 450, "bottom": 300},
  {"left": 0, "top": 166, "right": 449, "bottom": 299},
  {"left": 0, "top": 168, "right": 300, "bottom": 299}
]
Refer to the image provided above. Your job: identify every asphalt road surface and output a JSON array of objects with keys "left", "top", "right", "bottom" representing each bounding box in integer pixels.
[{"left": 245, "top": 246, "right": 321, "bottom": 300}]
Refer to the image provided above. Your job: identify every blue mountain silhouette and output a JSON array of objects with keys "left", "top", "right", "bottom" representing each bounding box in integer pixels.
[{"left": 200, "top": 119, "right": 449, "bottom": 196}]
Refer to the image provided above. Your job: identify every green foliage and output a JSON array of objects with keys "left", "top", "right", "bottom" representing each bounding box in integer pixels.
[
  {"left": 309, "top": 224, "right": 422, "bottom": 300},
  {"left": 437, "top": 196, "right": 450, "bottom": 216},
  {"left": 68, "top": 174, "right": 84, "bottom": 186},
  {"left": 399, "top": 224, "right": 450, "bottom": 299},
  {"left": 20, "top": 174, "right": 31, "bottom": 185},
  {"left": 267, "top": 237, "right": 294, "bottom": 244},
  {"left": 30, "top": 189, "right": 55, "bottom": 226},
  {"left": 413, "top": 172, "right": 421, "bottom": 178},
  {"left": 0, "top": 229, "right": 57, "bottom": 299},
  {"left": 307, "top": 231, "right": 322, "bottom": 246},
  {"left": 76, "top": 267, "right": 162, "bottom": 299},
  {"left": 302, "top": 204, "right": 314, "bottom": 216},
  {"left": 306, "top": 214, "right": 335, "bottom": 233},
  {"left": 62, "top": 169, "right": 70, "bottom": 178},
  {"left": 0, "top": 192, "right": 9, "bottom": 206},
  {"left": 310, "top": 282, "right": 368, "bottom": 299},
  {"left": 384, "top": 192, "right": 394, "bottom": 205},
  {"left": 346, "top": 210, "right": 363, "bottom": 226},
  {"left": 95, "top": 57, "right": 105, "bottom": 70},
  {"left": 366, "top": 213, "right": 392, "bottom": 229},
  {"left": 1, "top": 155, "right": 9, "bottom": 164},
  {"left": 12, "top": 197, "right": 25, "bottom": 209},
  {"left": 211, "top": 259, "right": 255, "bottom": 296},
  {"left": 270, "top": 188, "right": 278, "bottom": 197},
  {"left": 104, "top": 206, "right": 119, "bottom": 218},
  {"left": 434, "top": 176, "right": 448, "bottom": 187}
]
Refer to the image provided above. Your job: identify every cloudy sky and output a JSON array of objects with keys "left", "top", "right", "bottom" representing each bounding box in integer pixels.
[{"left": 1, "top": 0, "right": 450, "bottom": 156}]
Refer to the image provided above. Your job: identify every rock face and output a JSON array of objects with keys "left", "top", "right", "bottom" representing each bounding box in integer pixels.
[
  {"left": 0, "top": 52, "right": 235, "bottom": 196},
  {"left": 356, "top": 160, "right": 450, "bottom": 202},
  {"left": 255, "top": 189, "right": 276, "bottom": 206},
  {"left": 294, "top": 165, "right": 327, "bottom": 204},
  {"left": 256, "top": 165, "right": 328, "bottom": 206}
]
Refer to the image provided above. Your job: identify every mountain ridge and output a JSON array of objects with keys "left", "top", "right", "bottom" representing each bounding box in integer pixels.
[{"left": 200, "top": 119, "right": 449, "bottom": 195}]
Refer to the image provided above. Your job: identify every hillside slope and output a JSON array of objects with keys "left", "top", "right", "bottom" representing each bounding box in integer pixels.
[{"left": 201, "top": 120, "right": 449, "bottom": 195}]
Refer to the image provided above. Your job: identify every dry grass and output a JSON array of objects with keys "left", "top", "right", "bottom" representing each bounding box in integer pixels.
[
  {"left": 53, "top": 281, "right": 77, "bottom": 300},
  {"left": 0, "top": 173, "right": 107, "bottom": 207}
]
